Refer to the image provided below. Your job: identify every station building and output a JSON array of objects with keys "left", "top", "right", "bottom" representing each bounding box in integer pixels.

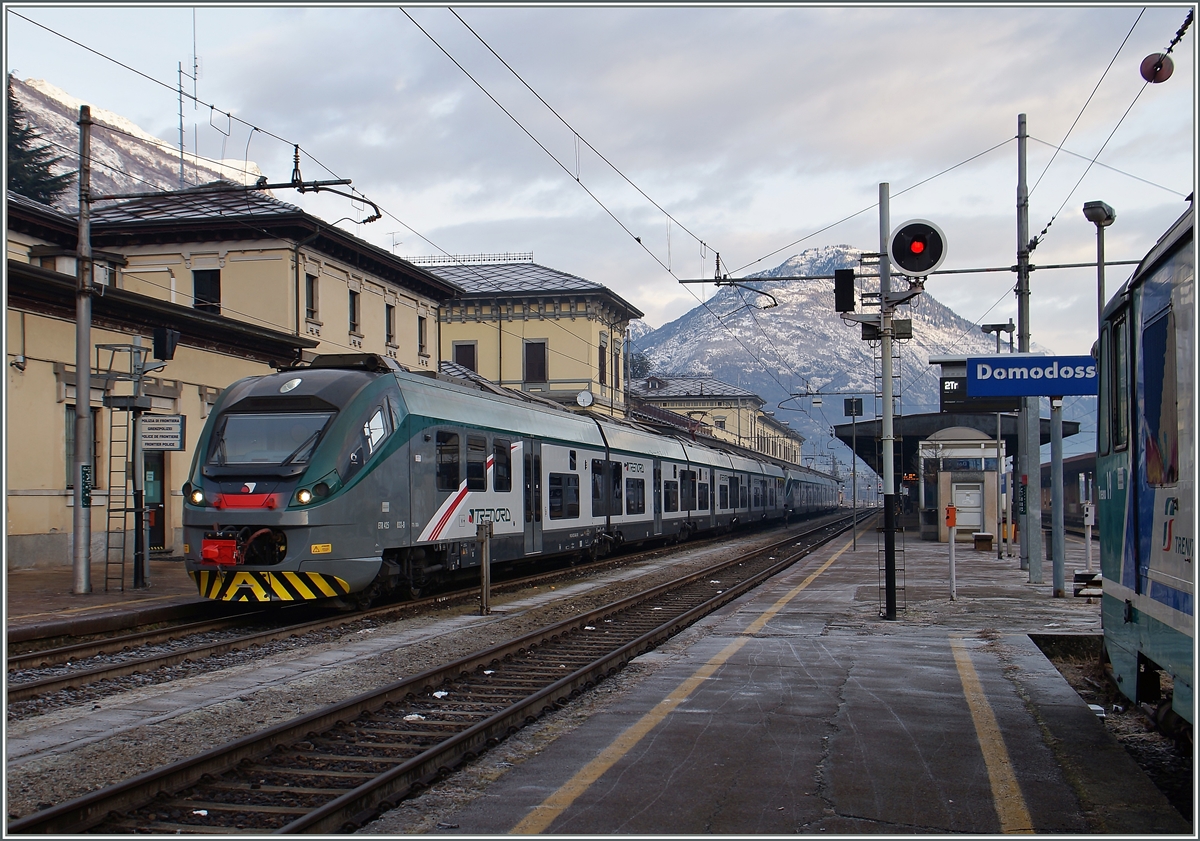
[
  {"left": 5, "top": 186, "right": 460, "bottom": 570},
  {"left": 629, "top": 375, "right": 806, "bottom": 466},
  {"left": 424, "top": 256, "right": 642, "bottom": 417}
]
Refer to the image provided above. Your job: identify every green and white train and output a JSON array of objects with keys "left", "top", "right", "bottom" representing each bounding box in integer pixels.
[{"left": 182, "top": 354, "right": 838, "bottom": 605}]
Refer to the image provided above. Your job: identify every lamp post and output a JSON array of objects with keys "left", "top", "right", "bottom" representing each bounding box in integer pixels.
[
  {"left": 1083, "top": 201, "right": 1116, "bottom": 337},
  {"left": 982, "top": 321, "right": 1015, "bottom": 560},
  {"left": 1083, "top": 201, "right": 1114, "bottom": 540}
]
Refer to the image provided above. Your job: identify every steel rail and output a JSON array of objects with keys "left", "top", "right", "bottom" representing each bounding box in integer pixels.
[
  {"left": 7, "top": 516, "right": 833, "bottom": 702},
  {"left": 7, "top": 514, "right": 856, "bottom": 834}
]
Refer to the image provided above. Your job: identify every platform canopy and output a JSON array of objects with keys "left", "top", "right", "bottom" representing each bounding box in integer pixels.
[{"left": 833, "top": 412, "right": 1079, "bottom": 477}]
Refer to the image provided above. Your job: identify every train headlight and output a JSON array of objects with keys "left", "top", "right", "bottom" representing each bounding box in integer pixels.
[
  {"left": 296, "top": 488, "right": 314, "bottom": 505},
  {"left": 185, "top": 483, "right": 206, "bottom": 505}
]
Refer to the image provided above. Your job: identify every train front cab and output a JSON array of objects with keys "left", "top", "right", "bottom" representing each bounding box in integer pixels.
[{"left": 1097, "top": 207, "right": 1194, "bottom": 728}]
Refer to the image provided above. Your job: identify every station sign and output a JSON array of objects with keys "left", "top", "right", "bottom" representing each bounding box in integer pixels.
[
  {"left": 966, "top": 355, "right": 1098, "bottom": 397},
  {"left": 940, "top": 377, "right": 1019, "bottom": 413},
  {"left": 139, "top": 415, "right": 187, "bottom": 450}
]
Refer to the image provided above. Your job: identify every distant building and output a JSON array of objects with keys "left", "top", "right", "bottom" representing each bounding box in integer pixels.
[
  {"left": 629, "top": 376, "right": 805, "bottom": 466},
  {"left": 423, "top": 256, "right": 642, "bottom": 416}
]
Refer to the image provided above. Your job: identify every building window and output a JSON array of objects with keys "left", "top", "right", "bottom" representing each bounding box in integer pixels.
[
  {"left": 305, "top": 273, "right": 319, "bottom": 321},
  {"left": 349, "top": 290, "right": 361, "bottom": 334},
  {"left": 385, "top": 304, "right": 396, "bottom": 345},
  {"left": 598, "top": 343, "right": 607, "bottom": 386},
  {"left": 714, "top": 417, "right": 726, "bottom": 430},
  {"left": 454, "top": 343, "right": 477, "bottom": 372},
  {"left": 418, "top": 315, "right": 428, "bottom": 355},
  {"left": 525, "top": 341, "right": 547, "bottom": 384},
  {"left": 193, "top": 269, "right": 221, "bottom": 314}
]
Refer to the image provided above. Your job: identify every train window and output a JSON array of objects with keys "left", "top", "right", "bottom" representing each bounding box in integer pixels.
[
  {"left": 1142, "top": 310, "right": 1178, "bottom": 485},
  {"left": 626, "top": 478, "right": 646, "bottom": 515},
  {"left": 493, "top": 440, "right": 512, "bottom": 492},
  {"left": 768, "top": 483, "right": 775, "bottom": 507},
  {"left": 548, "top": 473, "right": 580, "bottom": 519},
  {"left": 569, "top": 450, "right": 576, "bottom": 471},
  {"left": 719, "top": 482, "right": 729, "bottom": 510},
  {"left": 592, "top": 460, "right": 606, "bottom": 516},
  {"left": 663, "top": 480, "right": 679, "bottom": 513},
  {"left": 753, "top": 481, "right": 762, "bottom": 508},
  {"left": 698, "top": 482, "right": 709, "bottom": 511},
  {"left": 680, "top": 470, "right": 696, "bottom": 511},
  {"left": 436, "top": 432, "right": 460, "bottom": 491},
  {"left": 1113, "top": 315, "right": 1130, "bottom": 451},
  {"left": 654, "top": 467, "right": 662, "bottom": 515},
  {"left": 363, "top": 408, "right": 389, "bottom": 455},
  {"left": 467, "top": 436, "right": 487, "bottom": 490},
  {"left": 740, "top": 480, "right": 748, "bottom": 509}
]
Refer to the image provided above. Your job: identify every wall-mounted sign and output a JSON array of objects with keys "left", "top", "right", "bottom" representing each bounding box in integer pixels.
[
  {"left": 139, "top": 415, "right": 186, "bottom": 450},
  {"left": 966, "top": 355, "right": 1098, "bottom": 397}
]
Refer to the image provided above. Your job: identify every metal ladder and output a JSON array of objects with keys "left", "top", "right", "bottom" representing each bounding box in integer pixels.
[
  {"left": 98, "top": 343, "right": 152, "bottom": 592},
  {"left": 104, "top": 404, "right": 133, "bottom": 591}
]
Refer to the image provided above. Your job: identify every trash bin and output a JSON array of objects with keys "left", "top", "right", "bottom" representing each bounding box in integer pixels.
[{"left": 973, "top": 532, "right": 993, "bottom": 552}]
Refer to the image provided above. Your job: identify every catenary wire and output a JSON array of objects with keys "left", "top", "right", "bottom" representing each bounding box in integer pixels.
[{"left": 1029, "top": 8, "right": 1145, "bottom": 198}]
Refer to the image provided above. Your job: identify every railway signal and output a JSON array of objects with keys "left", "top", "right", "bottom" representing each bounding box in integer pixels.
[{"left": 889, "top": 219, "right": 947, "bottom": 277}]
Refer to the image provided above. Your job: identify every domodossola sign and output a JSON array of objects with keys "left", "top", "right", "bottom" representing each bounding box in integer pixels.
[{"left": 966, "top": 355, "right": 1098, "bottom": 397}]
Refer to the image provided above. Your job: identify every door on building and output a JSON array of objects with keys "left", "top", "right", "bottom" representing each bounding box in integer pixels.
[
  {"left": 145, "top": 451, "right": 166, "bottom": 551},
  {"left": 952, "top": 482, "right": 984, "bottom": 535}
]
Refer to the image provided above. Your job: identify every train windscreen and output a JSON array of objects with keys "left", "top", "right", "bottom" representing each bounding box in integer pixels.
[{"left": 207, "top": 412, "right": 334, "bottom": 467}]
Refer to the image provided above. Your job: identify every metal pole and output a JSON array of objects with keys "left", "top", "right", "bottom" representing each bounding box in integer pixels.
[
  {"left": 477, "top": 520, "right": 492, "bottom": 615},
  {"left": 133, "top": 341, "right": 148, "bottom": 589},
  {"left": 879, "top": 182, "right": 897, "bottom": 620},
  {"left": 852, "top": 415, "right": 857, "bottom": 551},
  {"left": 1051, "top": 397, "right": 1065, "bottom": 597},
  {"left": 948, "top": 506, "right": 957, "bottom": 601},
  {"left": 72, "top": 105, "right": 94, "bottom": 595},
  {"left": 995, "top": 330, "right": 1004, "bottom": 560},
  {"left": 1016, "top": 113, "right": 1043, "bottom": 582}
]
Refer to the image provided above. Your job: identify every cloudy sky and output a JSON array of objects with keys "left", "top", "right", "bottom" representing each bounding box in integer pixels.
[{"left": 5, "top": 4, "right": 1195, "bottom": 357}]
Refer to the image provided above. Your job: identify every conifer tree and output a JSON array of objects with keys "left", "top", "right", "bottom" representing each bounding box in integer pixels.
[{"left": 7, "top": 75, "right": 75, "bottom": 204}]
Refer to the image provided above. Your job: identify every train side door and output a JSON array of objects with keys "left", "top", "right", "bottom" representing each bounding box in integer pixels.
[
  {"left": 523, "top": 439, "right": 543, "bottom": 555},
  {"left": 652, "top": 461, "right": 663, "bottom": 536}
]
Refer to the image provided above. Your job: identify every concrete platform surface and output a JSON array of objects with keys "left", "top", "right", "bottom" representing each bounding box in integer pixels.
[
  {"left": 5, "top": 557, "right": 212, "bottom": 642},
  {"left": 361, "top": 522, "right": 1189, "bottom": 835}
]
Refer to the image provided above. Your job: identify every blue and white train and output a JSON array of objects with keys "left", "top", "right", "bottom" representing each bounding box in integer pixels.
[
  {"left": 1097, "top": 201, "right": 1194, "bottom": 736},
  {"left": 181, "top": 355, "right": 839, "bottom": 605}
]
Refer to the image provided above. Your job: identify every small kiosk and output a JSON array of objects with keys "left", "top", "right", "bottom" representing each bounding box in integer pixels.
[{"left": 918, "top": 427, "right": 1004, "bottom": 543}]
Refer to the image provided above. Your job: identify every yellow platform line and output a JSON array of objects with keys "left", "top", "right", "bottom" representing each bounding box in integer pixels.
[
  {"left": 7, "top": 591, "right": 187, "bottom": 620},
  {"left": 511, "top": 530, "right": 859, "bottom": 835},
  {"left": 950, "top": 635, "right": 1035, "bottom": 834}
]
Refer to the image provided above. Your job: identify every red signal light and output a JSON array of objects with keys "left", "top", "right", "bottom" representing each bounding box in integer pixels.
[{"left": 909, "top": 239, "right": 926, "bottom": 255}]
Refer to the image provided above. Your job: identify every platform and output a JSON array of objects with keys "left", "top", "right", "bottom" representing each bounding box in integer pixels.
[
  {"left": 363, "top": 521, "right": 1188, "bottom": 835},
  {"left": 4, "top": 557, "right": 215, "bottom": 643}
]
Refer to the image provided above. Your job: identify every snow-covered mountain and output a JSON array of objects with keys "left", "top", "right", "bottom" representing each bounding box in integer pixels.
[
  {"left": 9, "top": 76, "right": 263, "bottom": 212},
  {"left": 632, "top": 244, "right": 1089, "bottom": 465}
]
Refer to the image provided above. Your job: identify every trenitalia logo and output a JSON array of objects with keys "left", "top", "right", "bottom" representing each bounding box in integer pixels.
[{"left": 966, "top": 355, "right": 1098, "bottom": 397}]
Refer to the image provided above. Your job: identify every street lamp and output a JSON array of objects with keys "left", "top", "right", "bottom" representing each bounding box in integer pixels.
[{"left": 1083, "top": 201, "right": 1116, "bottom": 335}]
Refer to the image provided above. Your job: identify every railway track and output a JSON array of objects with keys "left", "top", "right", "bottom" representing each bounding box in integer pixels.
[
  {"left": 7, "top": 513, "right": 857, "bottom": 834},
  {"left": 6, "top": 514, "right": 845, "bottom": 704}
]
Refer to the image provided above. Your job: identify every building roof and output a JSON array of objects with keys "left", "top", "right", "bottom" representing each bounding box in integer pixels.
[
  {"left": 629, "top": 376, "right": 763, "bottom": 401},
  {"left": 424, "top": 261, "right": 643, "bottom": 320},
  {"left": 81, "top": 182, "right": 462, "bottom": 302}
]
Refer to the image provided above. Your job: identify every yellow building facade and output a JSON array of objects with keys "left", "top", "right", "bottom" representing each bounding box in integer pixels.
[
  {"left": 5, "top": 187, "right": 459, "bottom": 571},
  {"left": 427, "top": 258, "right": 643, "bottom": 416},
  {"left": 629, "top": 376, "right": 806, "bottom": 466}
]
